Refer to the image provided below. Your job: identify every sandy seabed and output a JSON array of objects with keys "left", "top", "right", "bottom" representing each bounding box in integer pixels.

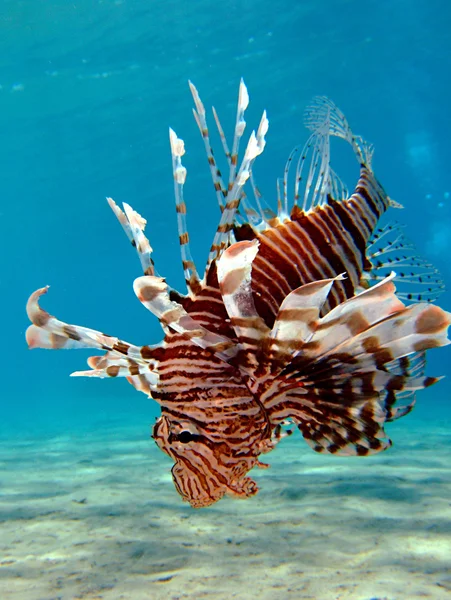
[{"left": 0, "top": 418, "right": 450, "bottom": 600}]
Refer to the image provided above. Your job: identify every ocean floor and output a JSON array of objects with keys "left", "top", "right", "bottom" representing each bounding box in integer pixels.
[{"left": 0, "top": 418, "right": 450, "bottom": 600}]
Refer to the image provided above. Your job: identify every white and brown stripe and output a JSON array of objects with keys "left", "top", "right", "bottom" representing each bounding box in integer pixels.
[{"left": 25, "top": 81, "right": 450, "bottom": 508}]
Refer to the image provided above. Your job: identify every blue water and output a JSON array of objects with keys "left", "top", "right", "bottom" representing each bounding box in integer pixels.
[
  {"left": 3, "top": 0, "right": 450, "bottom": 434},
  {"left": 1, "top": 1, "right": 451, "bottom": 597}
]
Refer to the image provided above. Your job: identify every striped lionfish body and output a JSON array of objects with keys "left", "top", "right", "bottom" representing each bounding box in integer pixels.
[{"left": 26, "top": 82, "right": 450, "bottom": 508}]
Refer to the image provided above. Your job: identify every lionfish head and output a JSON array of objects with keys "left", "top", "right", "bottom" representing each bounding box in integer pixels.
[{"left": 152, "top": 414, "right": 261, "bottom": 508}]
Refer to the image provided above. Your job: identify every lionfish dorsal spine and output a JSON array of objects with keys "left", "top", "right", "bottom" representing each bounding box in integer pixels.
[
  {"left": 168, "top": 127, "right": 201, "bottom": 295},
  {"left": 189, "top": 80, "right": 228, "bottom": 212},
  {"left": 189, "top": 81, "right": 269, "bottom": 274},
  {"left": 227, "top": 77, "right": 250, "bottom": 191},
  {"left": 206, "top": 114, "right": 268, "bottom": 270},
  {"left": 107, "top": 198, "right": 155, "bottom": 277},
  {"left": 211, "top": 102, "right": 269, "bottom": 229}
]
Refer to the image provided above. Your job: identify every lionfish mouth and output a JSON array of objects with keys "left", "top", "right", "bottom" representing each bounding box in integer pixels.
[{"left": 25, "top": 79, "right": 450, "bottom": 507}]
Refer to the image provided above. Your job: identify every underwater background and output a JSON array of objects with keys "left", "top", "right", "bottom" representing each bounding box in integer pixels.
[{"left": 1, "top": 0, "right": 451, "bottom": 598}]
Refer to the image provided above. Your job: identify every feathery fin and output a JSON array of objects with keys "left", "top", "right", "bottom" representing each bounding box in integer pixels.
[
  {"left": 260, "top": 275, "right": 451, "bottom": 456},
  {"left": 364, "top": 222, "right": 445, "bottom": 303}
]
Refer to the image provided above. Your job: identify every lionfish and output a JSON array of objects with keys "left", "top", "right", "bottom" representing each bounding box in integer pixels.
[{"left": 26, "top": 81, "right": 450, "bottom": 508}]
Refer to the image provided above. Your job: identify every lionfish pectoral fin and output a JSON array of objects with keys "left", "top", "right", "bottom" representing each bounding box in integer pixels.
[
  {"left": 306, "top": 272, "right": 404, "bottom": 356},
  {"left": 383, "top": 351, "right": 425, "bottom": 421},
  {"left": 133, "top": 275, "right": 237, "bottom": 362},
  {"left": 385, "top": 396, "right": 416, "bottom": 421},
  {"left": 26, "top": 287, "right": 160, "bottom": 389},
  {"left": 269, "top": 273, "right": 346, "bottom": 363},
  {"left": 71, "top": 353, "right": 159, "bottom": 393},
  {"left": 294, "top": 275, "right": 450, "bottom": 378},
  {"left": 311, "top": 296, "right": 451, "bottom": 371},
  {"left": 217, "top": 239, "right": 270, "bottom": 346},
  {"left": 294, "top": 392, "right": 393, "bottom": 457},
  {"left": 271, "top": 277, "right": 450, "bottom": 456},
  {"left": 71, "top": 356, "right": 159, "bottom": 398},
  {"left": 27, "top": 287, "right": 125, "bottom": 352}
]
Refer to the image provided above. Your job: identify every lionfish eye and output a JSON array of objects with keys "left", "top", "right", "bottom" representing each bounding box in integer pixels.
[{"left": 176, "top": 431, "right": 196, "bottom": 444}]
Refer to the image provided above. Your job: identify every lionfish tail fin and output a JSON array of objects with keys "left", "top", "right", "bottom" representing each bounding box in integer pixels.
[
  {"left": 267, "top": 275, "right": 451, "bottom": 456},
  {"left": 26, "top": 286, "right": 160, "bottom": 394}
]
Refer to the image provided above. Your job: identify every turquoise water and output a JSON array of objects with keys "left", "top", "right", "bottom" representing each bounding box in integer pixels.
[{"left": 2, "top": 1, "right": 451, "bottom": 598}]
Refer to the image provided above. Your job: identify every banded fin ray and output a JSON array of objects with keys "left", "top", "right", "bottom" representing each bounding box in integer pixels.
[
  {"left": 304, "top": 95, "right": 374, "bottom": 166},
  {"left": 168, "top": 128, "right": 201, "bottom": 295},
  {"left": 213, "top": 105, "right": 273, "bottom": 230},
  {"left": 206, "top": 113, "right": 268, "bottom": 269},
  {"left": 190, "top": 81, "right": 268, "bottom": 272},
  {"left": 269, "top": 274, "right": 346, "bottom": 362},
  {"left": 294, "top": 112, "right": 332, "bottom": 214},
  {"left": 364, "top": 222, "right": 445, "bottom": 303},
  {"left": 107, "top": 198, "right": 155, "bottom": 277},
  {"left": 133, "top": 274, "right": 238, "bottom": 363},
  {"left": 258, "top": 272, "right": 451, "bottom": 457},
  {"left": 26, "top": 287, "right": 160, "bottom": 389},
  {"left": 383, "top": 350, "right": 426, "bottom": 421},
  {"left": 216, "top": 240, "right": 269, "bottom": 369},
  {"left": 233, "top": 94, "right": 394, "bottom": 327},
  {"left": 285, "top": 284, "right": 450, "bottom": 379},
  {"left": 189, "top": 81, "right": 228, "bottom": 213}
]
